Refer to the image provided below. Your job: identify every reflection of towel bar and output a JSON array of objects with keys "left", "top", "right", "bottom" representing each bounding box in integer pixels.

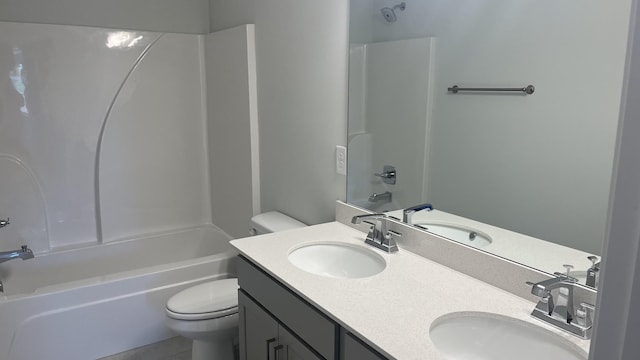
[{"left": 448, "top": 84, "right": 535, "bottom": 95}]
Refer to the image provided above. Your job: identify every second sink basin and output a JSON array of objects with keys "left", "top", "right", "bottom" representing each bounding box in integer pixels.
[
  {"left": 429, "top": 312, "right": 587, "bottom": 360},
  {"left": 288, "top": 242, "right": 386, "bottom": 279}
]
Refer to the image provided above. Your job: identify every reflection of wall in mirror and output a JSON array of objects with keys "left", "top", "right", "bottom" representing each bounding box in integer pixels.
[
  {"left": 348, "top": 0, "right": 632, "bottom": 254},
  {"left": 347, "top": 38, "right": 435, "bottom": 212}
]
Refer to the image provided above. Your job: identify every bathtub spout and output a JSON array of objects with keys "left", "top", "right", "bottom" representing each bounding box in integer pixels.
[{"left": 0, "top": 245, "right": 34, "bottom": 264}]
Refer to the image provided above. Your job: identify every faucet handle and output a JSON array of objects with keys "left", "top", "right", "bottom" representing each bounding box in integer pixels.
[
  {"left": 579, "top": 302, "right": 596, "bottom": 312},
  {"left": 575, "top": 303, "right": 596, "bottom": 327},
  {"left": 552, "top": 264, "right": 579, "bottom": 283},
  {"left": 374, "top": 165, "right": 396, "bottom": 185},
  {"left": 381, "top": 229, "right": 402, "bottom": 252},
  {"left": 385, "top": 229, "right": 402, "bottom": 241},
  {"left": 587, "top": 256, "right": 600, "bottom": 267},
  {"left": 563, "top": 264, "right": 574, "bottom": 277}
]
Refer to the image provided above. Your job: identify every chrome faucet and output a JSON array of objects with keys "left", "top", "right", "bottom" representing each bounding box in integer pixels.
[
  {"left": 0, "top": 245, "right": 35, "bottom": 264},
  {"left": 402, "top": 203, "right": 433, "bottom": 224},
  {"left": 368, "top": 191, "right": 392, "bottom": 203},
  {"left": 351, "top": 213, "right": 401, "bottom": 253},
  {"left": 527, "top": 271, "right": 595, "bottom": 339},
  {"left": 529, "top": 275, "right": 575, "bottom": 321},
  {"left": 0, "top": 218, "right": 9, "bottom": 229}
]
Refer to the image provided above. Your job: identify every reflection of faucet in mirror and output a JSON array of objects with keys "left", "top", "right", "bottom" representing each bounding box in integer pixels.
[
  {"left": 368, "top": 191, "right": 392, "bottom": 203},
  {"left": 374, "top": 165, "right": 396, "bottom": 185},
  {"left": 586, "top": 256, "right": 600, "bottom": 288},
  {"left": 402, "top": 203, "right": 433, "bottom": 224}
]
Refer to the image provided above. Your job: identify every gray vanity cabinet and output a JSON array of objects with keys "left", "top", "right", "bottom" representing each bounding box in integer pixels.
[
  {"left": 238, "top": 256, "right": 335, "bottom": 360},
  {"left": 340, "top": 331, "right": 387, "bottom": 360},
  {"left": 237, "top": 256, "right": 389, "bottom": 360},
  {"left": 239, "top": 291, "right": 321, "bottom": 360}
]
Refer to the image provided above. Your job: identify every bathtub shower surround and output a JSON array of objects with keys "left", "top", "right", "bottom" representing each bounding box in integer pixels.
[
  {"left": 0, "top": 21, "right": 258, "bottom": 360},
  {"left": 0, "top": 21, "right": 210, "bottom": 250}
]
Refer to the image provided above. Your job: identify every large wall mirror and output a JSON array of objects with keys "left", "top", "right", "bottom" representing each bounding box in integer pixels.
[{"left": 346, "top": 0, "right": 632, "bottom": 288}]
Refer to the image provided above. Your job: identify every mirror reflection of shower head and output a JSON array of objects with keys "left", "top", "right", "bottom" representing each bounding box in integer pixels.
[{"left": 380, "top": 2, "right": 406, "bottom": 23}]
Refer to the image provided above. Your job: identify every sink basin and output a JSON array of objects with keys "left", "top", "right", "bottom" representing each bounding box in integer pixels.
[
  {"left": 429, "top": 312, "right": 587, "bottom": 360},
  {"left": 415, "top": 223, "right": 491, "bottom": 248},
  {"left": 288, "top": 242, "right": 386, "bottom": 279}
]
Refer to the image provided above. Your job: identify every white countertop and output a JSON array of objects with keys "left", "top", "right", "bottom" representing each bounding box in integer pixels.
[{"left": 231, "top": 221, "right": 590, "bottom": 360}]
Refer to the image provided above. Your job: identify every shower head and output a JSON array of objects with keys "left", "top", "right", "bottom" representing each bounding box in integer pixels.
[{"left": 380, "top": 2, "right": 406, "bottom": 23}]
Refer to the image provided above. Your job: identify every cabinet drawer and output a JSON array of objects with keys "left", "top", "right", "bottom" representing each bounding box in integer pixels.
[{"left": 238, "top": 256, "right": 337, "bottom": 360}]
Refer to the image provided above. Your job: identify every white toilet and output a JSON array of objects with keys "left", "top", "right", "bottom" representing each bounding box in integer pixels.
[{"left": 165, "top": 212, "right": 306, "bottom": 360}]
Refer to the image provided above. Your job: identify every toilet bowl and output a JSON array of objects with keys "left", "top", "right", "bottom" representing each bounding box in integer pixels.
[
  {"left": 165, "top": 212, "right": 306, "bottom": 360},
  {"left": 165, "top": 278, "right": 239, "bottom": 360}
]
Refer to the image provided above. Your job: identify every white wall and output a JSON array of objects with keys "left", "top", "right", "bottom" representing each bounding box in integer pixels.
[
  {"left": 0, "top": 0, "right": 210, "bottom": 33},
  {"left": 356, "top": 0, "right": 632, "bottom": 254},
  {"left": 205, "top": 25, "right": 260, "bottom": 238},
  {"left": 209, "top": 0, "right": 349, "bottom": 225},
  {"left": 347, "top": 38, "right": 435, "bottom": 211},
  {"left": 349, "top": 0, "right": 374, "bottom": 44}
]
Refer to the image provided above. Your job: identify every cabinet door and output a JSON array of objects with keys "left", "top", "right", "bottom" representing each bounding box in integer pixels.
[
  {"left": 277, "top": 325, "right": 323, "bottom": 360},
  {"left": 340, "top": 331, "right": 387, "bottom": 360},
  {"left": 239, "top": 290, "right": 279, "bottom": 360},
  {"left": 238, "top": 257, "right": 337, "bottom": 359}
]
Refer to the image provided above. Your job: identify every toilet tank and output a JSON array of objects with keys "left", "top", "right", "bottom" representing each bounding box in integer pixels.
[{"left": 249, "top": 211, "right": 306, "bottom": 235}]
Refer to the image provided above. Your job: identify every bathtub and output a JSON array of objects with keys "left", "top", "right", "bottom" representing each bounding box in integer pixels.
[{"left": 0, "top": 225, "right": 238, "bottom": 360}]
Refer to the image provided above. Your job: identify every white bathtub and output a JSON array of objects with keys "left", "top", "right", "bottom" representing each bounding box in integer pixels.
[{"left": 0, "top": 225, "right": 238, "bottom": 360}]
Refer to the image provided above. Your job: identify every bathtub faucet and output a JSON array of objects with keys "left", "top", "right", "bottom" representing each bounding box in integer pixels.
[{"left": 0, "top": 245, "right": 34, "bottom": 264}]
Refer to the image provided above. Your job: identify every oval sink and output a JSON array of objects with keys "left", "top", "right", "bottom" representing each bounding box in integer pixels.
[
  {"left": 429, "top": 312, "right": 587, "bottom": 360},
  {"left": 288, "top": 242, "right": 386, "bottom": 279},
  {"left": 415, "top": 223, "right": 492, "bottom": 248}
]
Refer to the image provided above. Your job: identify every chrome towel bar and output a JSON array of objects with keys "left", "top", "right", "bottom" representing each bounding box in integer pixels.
[{"left": 448, "top": 84, "right": 535, "bottom": 95}]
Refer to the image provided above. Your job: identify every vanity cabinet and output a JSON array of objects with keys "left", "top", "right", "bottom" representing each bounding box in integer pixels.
[
  {"left": 237, "top": 256, "right": 387, "bottom": 360},
  {"left": 239, "top": 291, "right": 321, "bottom": 360},
  {"left": 340, "top": 331, "right": 386, "bottom": 360}
]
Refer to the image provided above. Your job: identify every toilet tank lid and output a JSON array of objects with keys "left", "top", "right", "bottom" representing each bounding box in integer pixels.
[
  {"left": 250, "top": 211, "right": 306, "bottom": 234},
  {"left": 166, "top": 278, "right": 238, "bottom": 315}
]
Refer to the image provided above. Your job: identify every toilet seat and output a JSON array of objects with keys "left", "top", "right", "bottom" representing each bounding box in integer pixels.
[{"left": 166, "top": 278, "right": 239, "bottom": 321}]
